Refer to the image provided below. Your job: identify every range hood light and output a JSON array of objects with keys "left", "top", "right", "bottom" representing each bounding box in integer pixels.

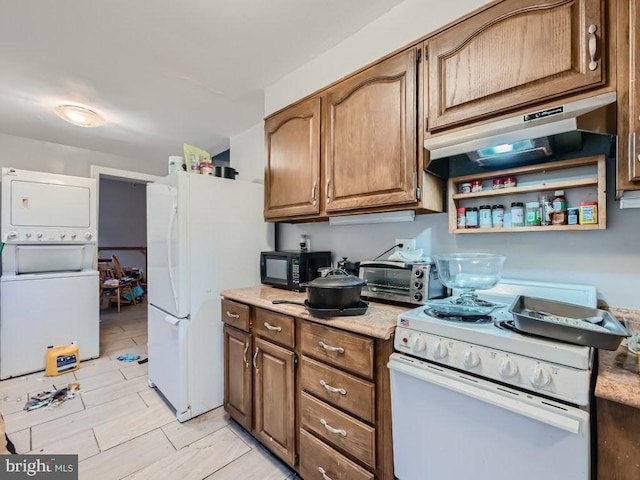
[{"left": 477, "top": 140, "right": 534, "bottom": 158}]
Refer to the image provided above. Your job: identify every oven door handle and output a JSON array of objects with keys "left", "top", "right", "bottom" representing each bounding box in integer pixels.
[{"left": 388, "top": 357, "right": 582, "bottom": 434}]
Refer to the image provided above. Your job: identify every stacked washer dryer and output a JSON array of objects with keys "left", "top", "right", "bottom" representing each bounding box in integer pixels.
[{"left": 0, "top": 168, "right": 99, "bottom": 379}]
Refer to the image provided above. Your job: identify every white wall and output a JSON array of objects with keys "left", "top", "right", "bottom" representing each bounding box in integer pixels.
[
  {"left": 0, "top": 132, "right": 166, "bottom": 178},
  {"left": 231, "top": 0, "right": 640, "bottom": 310},
  {"left": 229, "top": 123, "right": 264, "bottom": 184}
]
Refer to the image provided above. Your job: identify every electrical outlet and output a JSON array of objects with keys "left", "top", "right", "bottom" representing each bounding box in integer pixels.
[{"left": 396, "top": 238, "right": 416, "bottom": 251}]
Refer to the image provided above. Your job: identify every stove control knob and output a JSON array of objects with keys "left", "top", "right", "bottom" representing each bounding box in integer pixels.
[
  {"left": 462, "top": 349, "right": 480, "bottom": 368},
  {"left": 411, "top": 336, "right": 427, "bottom": 354},
  {"left": 433, "top": 341, "right": 448, "bottom": 359},
  {"left": 528, "top": 365, "right": 551, "bottom": 388},
  {"left": 412, "top": 292, "right": 423, "bottom": 302},
  {"left": 414, "top": 269, "right": 424, "bottom": 278},
  {"left": 497, "top": 357, "right": 518, "bottom": 378}
]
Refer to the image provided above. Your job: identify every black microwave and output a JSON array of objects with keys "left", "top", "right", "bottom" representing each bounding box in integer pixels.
[{"left": 260, "top": 251, "right": 332, "bottom": 291}]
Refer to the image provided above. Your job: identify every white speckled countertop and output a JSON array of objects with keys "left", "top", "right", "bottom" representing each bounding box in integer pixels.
[{"left": 221, "top": 286, "right": 412, "bottom": 340}]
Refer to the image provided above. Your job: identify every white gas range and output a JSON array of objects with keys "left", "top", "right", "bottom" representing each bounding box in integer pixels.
[{"left": 388, "top": 279, "right": 597, "bottom": 480}]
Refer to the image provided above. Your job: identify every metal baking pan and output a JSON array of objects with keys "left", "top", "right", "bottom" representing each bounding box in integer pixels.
[{"left": 508, "top": 295, "right": 630, "bottom": 350}]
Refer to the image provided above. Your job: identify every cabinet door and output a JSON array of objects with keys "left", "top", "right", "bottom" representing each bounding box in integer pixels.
[
  {"left": 323, "top": 48, "right": 418, "bottom": 212},
  {"left": 253, "top": 337, "right": 296, "bottom": 466},
  {"left": 223, "top": 325, "right": 252, "bottom": 430},
  {"left": 629, "top": 0, "right": 640, "bottom": 181},
  {"left": 264, "top": 97, "right": 321, "bottom": 219},
  {"left": 426, "top": 0, "right": 604, "bottom": 131}
]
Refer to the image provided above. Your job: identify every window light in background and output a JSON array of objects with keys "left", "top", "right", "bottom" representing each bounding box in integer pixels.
[
  {"left": 54, "top": 104, "right": 106, "bottom": 128},
  {"left": 328, "top": 210, "right": 415, "bottom": 226}
]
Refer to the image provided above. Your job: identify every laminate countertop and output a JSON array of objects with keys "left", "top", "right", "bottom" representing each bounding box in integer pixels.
[
  {"left": 595, "top": 307, "right": 640, "bottom": 409},
  {"left": 221, "top": 286, "right": 411, "bottom": 340}
]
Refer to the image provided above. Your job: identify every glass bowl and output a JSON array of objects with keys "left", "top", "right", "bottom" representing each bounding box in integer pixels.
[{"left": 434, "top": 253, "right": 506, "bottom": 291}]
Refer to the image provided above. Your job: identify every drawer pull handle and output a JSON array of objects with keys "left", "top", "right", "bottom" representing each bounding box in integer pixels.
[
  {"left": 243, "top": 342, "right": 249, "bottom": 368},
  {"left": 318, "top": 341, "right": 344, "bottom": 354},
  {"left": 263, "top": 322, "right": 282, "bottom": 332},
  {"left": 253, "top": 347, "right": 259, "bottom": 373},
  {"left": 320, "top": 379, "right": 346, "bottom": 395},
  {"left": 320, "top": 418, "right": 347, "bottom": 437},
  {"left": 587, "top": 24, "right": 598, "bottom": 71},
  {"left": 318, "top": 467, "right": 333, "bottom": 480},
  {"left": 226, "top": 311, "right": 240, "bottom": 319}
]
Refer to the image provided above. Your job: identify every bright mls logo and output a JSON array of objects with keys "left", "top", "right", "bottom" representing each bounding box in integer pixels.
[{"left": 2, "top": 455, "right": 78, "bottom": 479}]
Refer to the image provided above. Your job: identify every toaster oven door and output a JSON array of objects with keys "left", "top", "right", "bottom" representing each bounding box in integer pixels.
[{"left": 359, "top": 264, "right": 413, "bottom": 303}]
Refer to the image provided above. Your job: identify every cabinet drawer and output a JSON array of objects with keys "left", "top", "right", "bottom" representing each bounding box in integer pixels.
[
  {"left": 301, "top": 356, "right": 375, "bottom": 423},
  {"left": 301, "top": 392, "right": 375, "bottom": 468},
  {"left": 221, "top": 299, "right": 250, "bottom": 331},
  {"left": 299, "top": 428, "right": 374, "bottom": 480},
  {"left": 255, "top": 308, "right": 295, "bottom": 348},
  {"left": 301, "top": 322, "right": 374, "bottom": 379}
]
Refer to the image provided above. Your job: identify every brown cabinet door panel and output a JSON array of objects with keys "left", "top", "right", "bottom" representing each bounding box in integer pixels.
[
  {"left": 427, "top": 0, "right": 604, "bottom": 130},
  {"left": 265, "top": 97, "right": 321, "bottom": 219},
  {"left": 253, "top": 337, "right": 296, "bottom": 466},
  {"left": 223, "top": 325, "right": 251, "bottom": 430},
  {"left": 324, "top": 48, "right": 418, "bottom": 212},
  {"left": 630, "top": 0, "right": 640, "bottom": 181}
]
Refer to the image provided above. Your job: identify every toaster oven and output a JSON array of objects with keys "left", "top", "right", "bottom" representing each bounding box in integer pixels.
[{"left": 358, "top": 261, "right": 446, "bottom": 305}]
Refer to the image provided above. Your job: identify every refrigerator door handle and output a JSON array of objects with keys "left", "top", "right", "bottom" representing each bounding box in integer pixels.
[
  {"left": 166, "top": 193, "right": 179, "bottom": 312},
  {"left": 164, "top": 314, "right": 181, "bottom": 326}
]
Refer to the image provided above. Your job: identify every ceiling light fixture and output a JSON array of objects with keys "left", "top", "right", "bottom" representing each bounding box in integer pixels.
[{"left": 54, "top": 104, "right": 106, "bottom": 128}]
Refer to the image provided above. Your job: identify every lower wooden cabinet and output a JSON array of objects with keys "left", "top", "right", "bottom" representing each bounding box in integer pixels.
[
  {"left": 222, "top": 299, "right": 395, "bottom": 478},
  {"left": 223, "top": 325, "right": 252, "bottom": 431},
  {"left": 253, "top": 337, "right": 296, "bottom": 465}
]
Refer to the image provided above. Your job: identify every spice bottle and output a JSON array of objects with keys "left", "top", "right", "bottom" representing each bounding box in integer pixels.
[
  {"left": 579, "top": 202, "right": 598, "bottom": 224},
  {"left": 479, "top": 205, "right": 492, "bottom": 228},
  {"left": 551, "top": 190, "right": 567, "bottom": 225},
  {"left": 457, "top": 207, "right": 467, "bottom": 229},
  {"left": 539, "top": 194, "right": 553, "bottom": 226},
  {"left": 491, "top": 204, "right": 505, "bottom": 228},
  {"left": 511, "top": 202, "right": 525, "bottom": 227},
  {"left": 525, "top": 201, "right": 541, "bottom": 226},
  {"left": 465, "top": 207, "right": 479, "bottom": 228}
]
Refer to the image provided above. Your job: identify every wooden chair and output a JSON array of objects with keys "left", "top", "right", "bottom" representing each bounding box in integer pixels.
[
  {"left": 100, "top": 261, "right": 136, "bottom": 312},
  {"left": 111, "top": 255, "right": 144, "bottom": 289}
]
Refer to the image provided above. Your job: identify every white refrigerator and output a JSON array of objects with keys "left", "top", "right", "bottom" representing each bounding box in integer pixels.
[{"left": 146, "top": 172, "right": 274, "bottom": 422}]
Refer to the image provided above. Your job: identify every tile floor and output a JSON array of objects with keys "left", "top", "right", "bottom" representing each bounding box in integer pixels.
[{"left": 1, "top": 301, "right": 298, "bottom": 480}]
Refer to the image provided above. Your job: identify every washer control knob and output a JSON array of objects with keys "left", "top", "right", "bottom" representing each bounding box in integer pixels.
[
  {"left": 411, "top": 335, "right": 427, "bottom": 354},
  {"left": 37, "top": 232, "right": 43, "bottom": 239},
  {"left": 6, "top": 231, "right": 17, "bottom": 239},
  {"left": 71, "top": 233, "right": 77, "bottom": 239},
  {"left": 84, "top": 232, "right": 92, "bottom": 240},
  {"left": 25, "top": 232, "right": 31, "bottom": 238},
  {"left": 528, "top": 365, "right": 552, "bottom": 388},
  {"left": 60, "top": 233, "right": 66, "bottom": 239},
  {"left": 462, "top": 349, "right": 480, "bottom": 368},
  {"left": 433, "top": 341, "right": 448, "bottom": 359},
  {"left": 497, "top": 357, "right": 519, "bottom": 378}
]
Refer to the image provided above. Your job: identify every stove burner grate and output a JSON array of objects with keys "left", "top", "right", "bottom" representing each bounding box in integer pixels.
[
  {"left": 425, "top": 308, "right": 493, "bottom": 324},
  {"left": 496, "top": 319, "right": 539, "bottom": 337}
]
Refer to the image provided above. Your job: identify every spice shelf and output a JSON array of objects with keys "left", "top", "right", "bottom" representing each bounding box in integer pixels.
[{"left": 448, "top": 155, "right": 607, "bottom": 233}]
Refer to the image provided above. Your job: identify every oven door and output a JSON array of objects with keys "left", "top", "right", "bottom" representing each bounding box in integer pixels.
[
  {"left": 359, "top": 264, "right": 412, "bottom": 302},
  {"left": 388, "top": 353, "right": 590, "bottom": 480}
]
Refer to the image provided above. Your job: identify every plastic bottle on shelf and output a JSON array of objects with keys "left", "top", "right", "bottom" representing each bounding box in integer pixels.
[
  {"left": 539, "top": 194, "right": 553, "bottom": 226},
  {"left": 510, "top": 202, "right": 525, "bottom": 227},
  {"left": 551, "top": 190, "right": 568, "bottom": 225}
]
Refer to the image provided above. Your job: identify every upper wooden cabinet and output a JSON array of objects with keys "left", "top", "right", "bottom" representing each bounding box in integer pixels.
[
  {"left": 264, "top": 97, "right": 321, "bottom": 220},
  {"left": 425, "top": 0, "right": 605, "bottom": 131},
  {"left": 323, "top": 48, "right": 419, "bottom": 212},
  {"left": 616, "top": 0, "right": 640, "bottom": 191}
]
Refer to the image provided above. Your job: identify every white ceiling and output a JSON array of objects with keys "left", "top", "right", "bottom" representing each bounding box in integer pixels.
[{"left": 0, "top": 0, "right": 405, "bottom": 162}]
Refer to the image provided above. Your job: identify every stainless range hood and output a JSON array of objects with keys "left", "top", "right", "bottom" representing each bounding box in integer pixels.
[{"left": 424, "top": 91, "right": 617, "bottom": 162}]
